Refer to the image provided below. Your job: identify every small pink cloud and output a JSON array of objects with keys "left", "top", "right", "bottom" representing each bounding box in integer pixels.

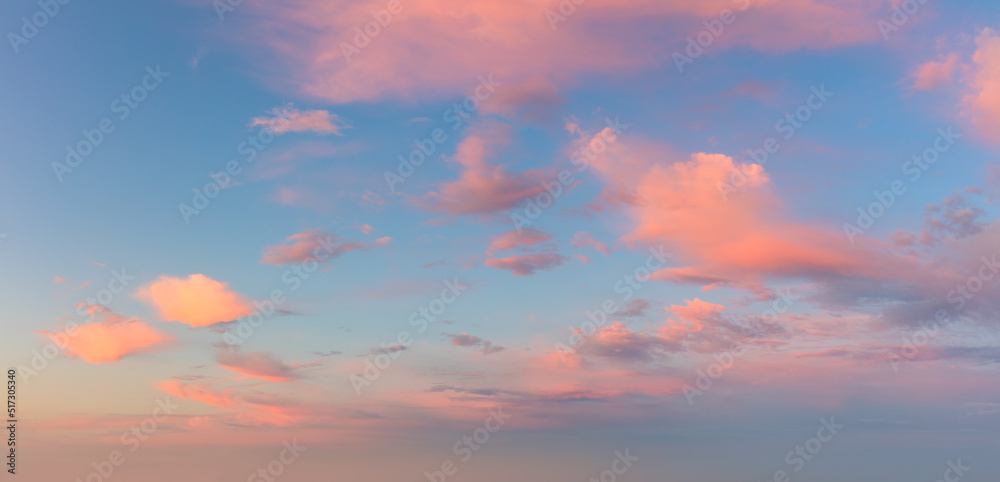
[
  {"left": 910, "top": 52, "right": 961, "bottom": 91},
  {"left": 487, "top": 228, "right": 553, "bottom": 254},
  {"left": 417, "top": 123, "right": 550, "bottom": 217},
  {"left": 571, "top": 231, "right": 611, "bottom": 256},
  {"left": 249, "top": 103, "right": 350, "bottom": 135},
  {"left": 447, "top": 333, "right": 506, "bottom": 355},
  {"left": 217, "top": 348, "right": 299, "bottom": 382},
  {"left": 484, "top": 253, "right": 566, "bottom": 276},
  {"left": 138, "top": 274, "right": 255, "bottom": 327},
  {"left": 260, "top": 228, "right": 390, "bottom": 266}
]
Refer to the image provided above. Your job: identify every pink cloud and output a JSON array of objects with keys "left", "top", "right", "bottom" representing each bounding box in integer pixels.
[
  {"left": 592, "top": 146, "right": 902, "bottom": 286},
  {"left": 447, "top": 333, "right": 506, "bottom": 355},
  {"left": 260, "top": 228, "right": 390, "bottom": 265},
  {"left": 963, "top": 28, "right": 1000, "bottom": 143},
  {"left": 39, "top": 305, "right": 173, "bottom": 364},
  {"left": 217, "top": 349, "right": 299, "bottom": 382},
  {"left": 484, "top": 253, "right": 567, "bottom": 276},
  {"left": 249, "top": 103, "right": 350, "bottom": 135},
  {"left": 486, "top": 228, "right": 553, "bottom": 254},
  {"left": 418, "top": 123, "right": 550, "bottom": 217},
  {"left": 138, "top": 274, "right": 255, "bottom": 327},
  {"left": 222, "top": 0, "right": 888, "bottom": 103},
  {"left": 910, "top": 52, "right": 961, "bottom": 91},
  {"left": 570, "top": 231, "right": 610, "bottom": 255}
]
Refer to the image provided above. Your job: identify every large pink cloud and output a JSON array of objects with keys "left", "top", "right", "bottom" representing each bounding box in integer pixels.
[
  {"left": 138, "top": 274, "right": 255, "bottom": 327},
  {"left": 222, "top": 0, "right": 889, "bottom": 103},
  {"left": 587, "top": 141, "right": 910, "bottom": 291},
  {"left": 39, "top": 305, "right": 173, "bottom": 364}
]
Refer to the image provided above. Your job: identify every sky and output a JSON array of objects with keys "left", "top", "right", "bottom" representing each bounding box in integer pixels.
[{"left": 2, "top": 0, "right": 1000, "bottom": 481}]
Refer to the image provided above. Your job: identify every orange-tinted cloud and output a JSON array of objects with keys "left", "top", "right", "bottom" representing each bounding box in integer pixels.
[
  {"left": 260, "top": 228, "right": 390, "bottom": 265},
  {"left": 39, "top": 305, "right": 173, "bottom": 364},
  {"left": 138, "top": 274, "right": 255, "bottom": 327}
]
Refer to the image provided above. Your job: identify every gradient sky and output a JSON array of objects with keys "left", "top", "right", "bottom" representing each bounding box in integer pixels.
[{"left": 2, "top": 0, "right": 1000, "bottom": 481}]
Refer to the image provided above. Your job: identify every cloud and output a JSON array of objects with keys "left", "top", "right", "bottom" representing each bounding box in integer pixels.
[
  {"left": 910, "top": 53, "right": 962, "bottom": 91},
  {"left": 575, "top": 322, "right": 677, "bottom": 363},
  {"left": 617, "top": 299, "right": 650, "bottom": 318},
  {"left": 447, "top": 333, "right": 506, "bottom": 355},
  {"left": 219, "top": 0, "right": 888, "bottom": 103},
  {"left": 484, "top": 253, "right": 567, "bottom": 276},
  {"left": 260, "top": 228, "right": 390, "bottom": 265},
  {"left": 917, "top": 191, "right": 987, "bottom": 244},
  {"left": 39, "top": 305, "right": 173, "bottom": 364},
  {"left": 216, "top": 348, "right": 299, "bottom": 382},
  {"left": 588, "top": 144, "right": 907, "bottom": 291},
  {"left": 156, "top": 380, "right": 304, "bottom": 426},
  {"left": 963, "top": 28, "right": 1000, "bottom": 143},
  {"left": 138, "top": 274, "right": 255, "bottom": 327},
  {"left": 249, "top": 103, "right": 350, "bottom": 135},
  {"left": 370, "top": 344, "right": 409, "bottom": 355},
  {"left": 417, "top": 123, "right": 550, "bottom": 217},
  {"left": 487, "top": 228, "right": 553, "bottom": 254},
  {"left": 571, "top": 231, "right": 610, "bottom": 255}
]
